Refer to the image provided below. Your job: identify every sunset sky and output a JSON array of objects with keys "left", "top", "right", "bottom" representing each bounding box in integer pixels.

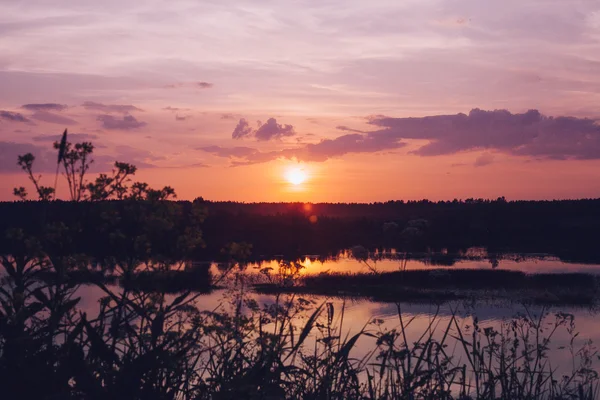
[{"left": 1, "top": 0, "right": 600, "bottom": 202}]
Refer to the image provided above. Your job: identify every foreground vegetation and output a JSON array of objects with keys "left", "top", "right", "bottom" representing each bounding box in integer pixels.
[
  {"left": 1, "top": 135, "right": 599, "bottom": 399},
  {"left": 1, "top": 252, "right": 599, "bottom": 399}
]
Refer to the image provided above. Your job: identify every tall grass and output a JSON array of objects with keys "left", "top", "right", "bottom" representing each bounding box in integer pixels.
[{"left": 0, "top": 253, "right": 598, "bottom": 399}]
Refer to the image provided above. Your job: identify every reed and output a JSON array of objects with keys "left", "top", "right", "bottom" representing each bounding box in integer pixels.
[{"left": 0, "top": 252, "right": 597, "bottom": 399}]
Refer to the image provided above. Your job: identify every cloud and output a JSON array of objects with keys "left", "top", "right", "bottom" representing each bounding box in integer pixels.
[
  {"left": 285, "top": 132, "right": 405, "bottom": 162},
  {"left": 31, "top": 111, "right": 78, "bottom": 125},
  {"left": 0, "top": 140, "right": 164, "bottom": 174},
  {"left": 221, "top": 113, "right": 238, "bottom": 120},
  {"left": 196, "top": 81, "right": 213, "bottom": 89},
  {"left": 211, "top": 109, "right": 600, "bottom": 166},
  {"left": 0, "top": 110, "right": 30, "bottom": 123},
  {"left": 474, "top": 153, "right": 494, "bottom": 167},
  {"left": 22, "top": 103, "right": 67, "bottom": 112},
  {"left": 199, "top": 145, "right": 258, "bottom": 158},
  {"left": 231, "top": 117, "right": 296, "bottom": 141},
  {"left": 0, "top": 139, "right": 111, "bottom": 173},
  {"left": 255, "top": 118, "right": 295, "bottom": 141},
  {"left": 32, "top": 133, "right": 99, "bottom": 142},
  {"left": 164, "top": 81, "right": 213, "bottom": 89},
  {"left": 161, "top": 162, "right": 209, "bottom": 169},
  {"left": 112, "top": 145, "right": 164, "bottom": 168},
  {"left": 163, "top": 106, "right": 189, "bottom": 112},
  {"left": 336, "top": 125, "right": 364, "bottom": 133},
  {"left": 97, "top": 114, "right": 147, "bottom": 130},
  {"left": 83, "top": 101, "right": 143, "bottom": 114},
  {"left": 206, "top": 131, "right": 406, "bottom": 165},
  {"left": 231, "top": 118, "right": 254, "bottom": 139},
  {"left": 367, "top": 108, "right": 600, "bottom": 160},
  {"left": 175, "top": 114, "right": 191, "bottom": 121},
  {"left": 0, "top": 141, "right": 54, "bottom": 172}
]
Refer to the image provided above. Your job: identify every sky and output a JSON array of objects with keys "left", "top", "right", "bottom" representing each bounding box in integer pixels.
[{"left": 1, "top": 0, "right": 600, "bottom": 202}]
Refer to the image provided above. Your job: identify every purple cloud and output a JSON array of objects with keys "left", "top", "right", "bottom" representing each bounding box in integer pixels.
[
  {"left": 282, "top": 132, "right": 405, "bottom": 162},
  {"left": 197, "top": 81, "right": 213, "bottom": 89},
  {"left": 0, "top": 110, "right": 30, "bottom": 123},
  {"left": 164, "top": 82, "right": 213, "bottom": 89},
  {"left": 163, "top": 106, "right": 189, "bottom": 112},
  {"left": 367, "top": 108, "right": 600, "bottom": 160},
  {"left": 200, "top": 145, "right": 258, "bottom": 158},
  {"left": 31, "top": 111, "right": 78, "bottom": 125},
  {"left": 207, "top": 131, "right": 406, "bottom": 165},
  {"left": 336, "top": 125, "right": 364, "bottom": 133},
  {"left": 0, "top": 141, "right": 53, "bottom": 172},
  {"left": 187, "top": 162, "right": 210, "bottom": 168},
  {"left": 210, "top": 108, "right": 600, "bottom": 165},
  {"left": 83, "top": 101, "right": 143, "bottom": 114},
  {"left": 22, "top": 103, "right": 68, "bottom": 112},
  {"left": 32, "top": 133, "right": 98, "bottom": 142},
  {"left": 255, "top": 118, "right": 295, "bottom": 141},
  {"left": 1, "top": 140, "right": 166, "bottom": 174},
  {"left": 231, "top": 118, "right": 254, "bottom": 139},
  {"left": 97, "top": 114, "right": 147, "bottom": 130},
  {"left": 232, "top": 117, "right": 296, "bottom": 141}
]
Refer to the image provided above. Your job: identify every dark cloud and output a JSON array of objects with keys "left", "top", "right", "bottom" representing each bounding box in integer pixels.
[
  {"left": 97, "top": 114, "right": 147, "bottom": 130},
  {"left": 231, "top": 118, "right": 254, "bottom": 139},
  {"left": 188, "top": 162, "right": 210, "bottom": 168},
  {"left": 0, "top": 141, "right": 53, "bottom": 172},
  {"left": 221, "top": 113, "right": 238, "bottom": 120},
  {"left": 367, "top": 108, "right": 600, "bottom": 160},
  {"left": 31, "top": 111, "right": 78, "bottom": 125},
  {"left": 163, "top": 106, "right": 189, "bottom": 112},
  {"left": 255, "top": 118, "right": 295, "bottom": 141},
  {"left": 336, "top": 125, "right": 364, "bottom": 133},
  {"left": 83, "top": 101, "right": 143, "bottom": 114},
  {"left": 206, "top": 131, "right": 406, "bottom": 165},
  {"left": 197, "top": 82, "right": 213, "bottom": 89},
  {"left": 161, "top": 162, "right": 210, "bottom": 169},
  {"left": 0, "top": 110, "right": 30, "bottom": 123},
  {"left": 164, "top": 82, "right": 213, "bottom": 89},
  {"left": 32, "top": 133, "right": 99, "bottom": 142},
  {"left": 175, "top": 114, "right": 191, "bottom": 121},
  {"left": 0, "top": 140, "right": 109, "bottom": 173},
  {"left": 111, "top": 145, "right": 163, "bottom": 168},
  {"left": 0, "top": 140, "right": 163, "bottom": 174},
  {"left": 211, "top": 108, "right": 600, "bottom": 166},
  {"left": 231, "top": 117, "right": 296, "bottom": 141},
  {"left": 474, "top": 153, "right": 495, "bottom": 167},
  {"left": 283, "top": 132, "right": 405, "bottom": 162},
  {"left": 22, "top": 103, "right": 68, "bottom": 112}
]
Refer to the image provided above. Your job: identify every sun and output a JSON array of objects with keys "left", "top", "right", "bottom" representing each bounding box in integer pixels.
[{"left": 284, "top": 167, "right": 308, "bottom": 186}]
